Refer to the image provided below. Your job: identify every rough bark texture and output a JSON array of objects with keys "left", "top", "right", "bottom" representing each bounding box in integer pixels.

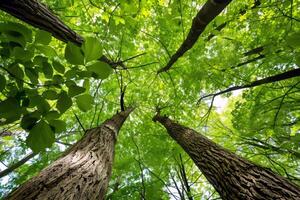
[
  {"left": 157, "top": 0, "right": 232, "bottom": 74},
  {"left": 5, "top": 108, "right": 133, "bottom": 200},
  {"left": 0, "top": 0, "right": 125, "bottom": 69},
  {"left": 153, "top": 114, "right": 300, "bottom": 200}
]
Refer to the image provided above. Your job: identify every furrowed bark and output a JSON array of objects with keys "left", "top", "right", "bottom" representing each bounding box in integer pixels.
[
  {"left": 157, "top": 0, "right": 232, "bottom": 74},
  {"left": 198, "top": 68, "right": 300, "bottom": 103},
  {"left": 0, "top": 0, "right": 124, "bottom": 69},
  {"left": 5, "top": 108, "right": 134, "bottom": 200},
  {"left": 153, "top": 114, "right": 300, "bottom": 199}
]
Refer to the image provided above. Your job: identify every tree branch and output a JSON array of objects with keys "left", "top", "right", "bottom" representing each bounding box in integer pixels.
[
  {"left": 157, "top": 0, "right": 232, "bottom": 74},
  {"left": 198, "top": 68, "right": 300, "bottom": 103}
]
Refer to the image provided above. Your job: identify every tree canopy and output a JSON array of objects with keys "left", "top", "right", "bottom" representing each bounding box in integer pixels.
[{"left": 0, "top": 0, "right": 299, "bottom": 199}]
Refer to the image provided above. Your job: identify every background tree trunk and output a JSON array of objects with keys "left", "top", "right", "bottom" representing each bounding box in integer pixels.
[
  {"left": 5, "top": 108, "right": 133, "bottom": 200},
  {"left": 153, "top": 114, "right": 300, "bottom": 200}
]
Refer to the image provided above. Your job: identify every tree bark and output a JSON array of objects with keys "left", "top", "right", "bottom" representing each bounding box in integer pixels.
[
  {"left": 0, "top": 0, "right": 126, "bottom": 69},
  {"left": 153, "top": 114, "right": 300, "bottom": 200},
  {"left": 5, "top": 108, "right": 134, "bottom": 200}
]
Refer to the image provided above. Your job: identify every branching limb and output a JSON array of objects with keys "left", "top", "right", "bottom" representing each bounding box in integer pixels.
[
  {"left": 157, "top": 0, "right": 232, "bottom": 73},
  {"left": 198, "top": 68, "right": 300, "bottom": 103}
]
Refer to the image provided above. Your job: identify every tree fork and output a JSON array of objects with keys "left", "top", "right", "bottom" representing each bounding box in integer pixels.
[
  {"left": 153, "top": 113, "right": 300, "bottom": 199},
  {"left": 5, "top": 108, "right": 134, "bottom": 200}
]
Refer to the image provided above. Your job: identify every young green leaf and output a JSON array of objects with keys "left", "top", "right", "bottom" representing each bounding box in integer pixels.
[
  {"left": 68, "top": 84, "right": 86, "bottom": 97},
  {"left": 0, "top": 98, "right": 22, "bottom": 122},
  {"left": 35, "top": 30, "right": 52, "bottom": 45},
  {"left": 82, "top": 37, "right": 103, "bottom": 63},
  {"left": 56, "top": 91, "right": 72, "bottom": 114},
  {"left": 49, "top": 119, "right": 67, "bottom": 133},
  {"left": 64, "top": 42, "right": 84, "bottom": 65},
  {"left": 44, "top": 110, "right": 61, "bottom": 121},
  {"left": 42, "top": 90, "right": 58, "bottom": 100},
  {"left": 86, "top": 61, "right": 112, "bottom": 79},
  {"left": 36, "top": 45, "right": 57, "bottom": 58},
  {"left": 26, "top": 120, "right": 55, "bottom": 153},
  {"left": 52, "top": 60, "right": 65, "bottom": 74},
  {"left": 76, "top": 94, "right": 93, "bottom": 112},
  {"left": 21, "top": 114, "right": 39, "bottom": 131},
  {"left": 42, "top": 62, "right": 53, "bottom": 79}
]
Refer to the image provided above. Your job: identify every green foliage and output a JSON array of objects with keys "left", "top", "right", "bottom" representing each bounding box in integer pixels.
[
  {"left": 76, "top": 94, "right": 93, "bottom": 112},
  {"left": 1, "top": 0, "right": 300, "bottom": 198},
  {"left": 64, "top": 42, "right": 84, "bottom": 65},
  {"left": 82, "top": 37, "right": 103, "bottom": 63},
  {"left": 26, "top": 120, "right": 55, "bottom": 153},
  {"left": 86, "top": 61, "right": 112, "bottom": 79}
]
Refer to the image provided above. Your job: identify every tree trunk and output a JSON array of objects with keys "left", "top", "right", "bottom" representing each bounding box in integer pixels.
[
  {"left": 153, "top": 114, "right": 300, "bottom": 200},
  {"left": 5, "top": 108, "right": 133, "bottom": 200}
]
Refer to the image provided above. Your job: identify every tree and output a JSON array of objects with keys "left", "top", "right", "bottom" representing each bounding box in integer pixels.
[
  {"left": 153, "top": 113, "right": 300, "bottom": 199},
  {"left": 0, "top": 0, "right": 300, "bottom": 199},
  {"left": 5, "top": 108, "right": 133, "bottom": 200}
]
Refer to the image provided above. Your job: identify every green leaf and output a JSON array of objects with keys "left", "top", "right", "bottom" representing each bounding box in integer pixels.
[
  {"left": 65, "top": 68, "right": 78, "bottom": 79},
  {"left": 42, "top": 62, "right": 53, "bottom": 79},
  {"left": 68, "top": 84, "right": 86, "bottom": 97},
  {"left": 287, "top": 32, "right": 300, "bottom": 48},
  {"left": 29, "top": 95, "right": 51, "bottom": 114},
  {"left": 52, "top": 74, "right": 64, "bottom": 84},
  {"left": 21, "top": 114, "right": 39, "bottom": 131},
  {"left": 83, "top": 79, "right": 90, "bottom": 91},
  {"left": 64, "top": 42, "right": 84, "bottom": 65},
  {"left": 44, "top": 110, "right": 61, "bottom": 121},
  {"left": 56, "top": 91, "right": 72, "bottom": 113},
  {"left": 25, "top": 67, "right": 39, "bottom": 85},
  {"left": 9, "top": 64, "right": 24, "bottom": 79},
  {"left": 76, "top": 94, "right": 93, "bottom": 112},
  {"left": 36, "top": 45, "right": 57, "bottom": 58},
  {"left": 26, "top": 120, "right": 55, "bottom": 153},
  {"left": 0, "top": 98, "right": 22, "bottom": 123},
  {"left": 52, "top": 60, "right": 65, "bottom": 74},
  {"left": 0, "top": 74, "right": 6, "bottom": 92},
  {"left": 48, "top": 120, "right": 66, "bottom": 133},
  {"left": 82, "top": 37, "right": 103, "bottom": 63},
  {"left": 13, "top": 47, "right": 33, "bottom": 61},
  {"left": 0, "top": 22, "right": 32, "bottom": 46},
  {"left": 86, "top": 61, "right": 113, "bottom": 79},
  {"left": 42, "top": 90, "right": 58, "bottom": 100},
  {"left": 35, "top": 30, "right": 52, "bottom": 45}
]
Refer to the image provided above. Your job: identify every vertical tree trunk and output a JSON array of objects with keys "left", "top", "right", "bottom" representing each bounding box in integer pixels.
[
  {"left": 153, "top": 114, "right": 300, "bottom": 200},
  {"left": 5, "top": 108, "right": 133, "bottom": 200}
]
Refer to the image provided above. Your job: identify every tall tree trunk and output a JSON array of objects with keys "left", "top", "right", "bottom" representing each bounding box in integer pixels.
[
  {"left": 153, "top": 113, "right": 300, "bottom": 200},
  {"left": 5, "top": 108, "right": 133, "bottom": 200}
]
